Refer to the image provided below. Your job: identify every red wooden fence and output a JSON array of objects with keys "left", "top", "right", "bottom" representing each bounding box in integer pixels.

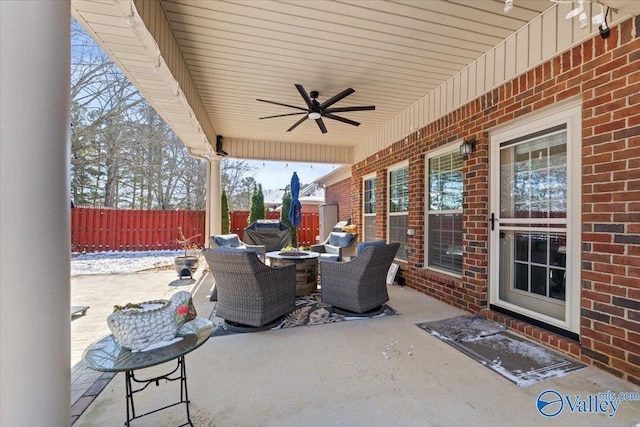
[
  {"left": 229, "top": 210, "right": 320, "bottom": 247},
  {"left": 71, "top": 208, "right": 321, "bottom": 253},
  {"left": 71, "top": 208, "right": 205, "bottom": 253}
]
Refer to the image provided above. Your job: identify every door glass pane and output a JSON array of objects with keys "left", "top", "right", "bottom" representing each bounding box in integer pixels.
[
  {"left": 549, "top": 235, "right": 566, "bottom": 301},
  {"left": 514, "top": 262, "right": 528, "bottom": 291},
  {"left": 500, "top": 231, "right": 567, "bottom": 310},
  {"left": 531, "top": 265, "right": 547, "bottom": 296},
  {"left": 500, "top": 130, "right": 567, "bottom": 219}
]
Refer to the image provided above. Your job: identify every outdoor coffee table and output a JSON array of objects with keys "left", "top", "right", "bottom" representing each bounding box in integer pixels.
[
  {"left": 266, "top": 250, "right": 319, "bottom": 296},
  {"left": 82, "top": 318, "right": 212, "bottom": 426}
]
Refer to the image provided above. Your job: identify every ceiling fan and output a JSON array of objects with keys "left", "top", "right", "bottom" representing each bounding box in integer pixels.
[{"left": 256, "top": 84, "right": 375, "bottom": 134}]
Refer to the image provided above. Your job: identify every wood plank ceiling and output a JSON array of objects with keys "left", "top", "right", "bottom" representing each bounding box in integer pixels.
[
  {"left": 71, "top": 0, "right": 634, "bottom": 162},
  {"left": 162, "top": 0, "right": 550, "bottom": 145}
]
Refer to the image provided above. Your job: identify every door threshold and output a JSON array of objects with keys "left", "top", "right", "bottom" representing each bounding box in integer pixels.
[{"left": 489, "top": 304, "right": 579, "bottom": 342}]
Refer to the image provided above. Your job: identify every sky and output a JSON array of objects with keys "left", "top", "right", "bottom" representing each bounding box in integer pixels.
[{"left": 245, "top": 160, "right": 341, "bottom": 191}]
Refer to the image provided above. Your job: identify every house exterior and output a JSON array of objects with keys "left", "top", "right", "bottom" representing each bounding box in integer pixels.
[
  {"left": 320, "top": 17, "right": 640, "bottom": 385},
  {"left": 2, "top": 2, "right": 638, "bottom": 425},
  {"left": 264, "top": 184, "right": 325, "bottom": 214}
]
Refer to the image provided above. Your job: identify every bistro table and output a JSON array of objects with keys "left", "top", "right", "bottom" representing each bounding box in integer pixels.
[
  {"left": 82, "top": 318, "right": 212, "bottom": 426},
  {"left": 266, "top": 250, "right": 320, "bottom": 296}
]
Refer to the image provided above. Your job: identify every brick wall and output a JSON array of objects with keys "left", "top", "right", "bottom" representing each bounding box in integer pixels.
[
  {"left": 345, "top": 17, "right": 640, "bottom": 384},
  {"left": 325, "top": 177, "right": 354, "bottom": 221}
]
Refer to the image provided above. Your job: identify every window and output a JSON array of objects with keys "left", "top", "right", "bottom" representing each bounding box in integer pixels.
[
  {"left": 363, "top": 175, "right": 377, "bottom": 241},
  {"left": 388, "top": 163, "right": 408, "bottom": 260},
  {"left": 426, "top": 149, "right": 464, "bottom": 274}
]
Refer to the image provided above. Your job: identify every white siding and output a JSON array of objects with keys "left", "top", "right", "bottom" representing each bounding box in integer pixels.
[
  {"left": 228, "top": 138, "right": 352, "bottom": 164},
  {"left": 354, "top": 3, "right": 623, "bottom": 162}
]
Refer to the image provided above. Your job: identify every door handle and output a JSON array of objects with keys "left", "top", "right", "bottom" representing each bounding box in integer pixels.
[{"left": 490, "top": 213, "right": 496, "bottom": 231}]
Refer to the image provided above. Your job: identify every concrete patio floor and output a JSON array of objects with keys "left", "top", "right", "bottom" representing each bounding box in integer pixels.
[
  {"left": 70, "top": 267, "right": 199, "bottom": 423},
  {"left": 72, "top": 269, "right": 640, "bottom": 426}
]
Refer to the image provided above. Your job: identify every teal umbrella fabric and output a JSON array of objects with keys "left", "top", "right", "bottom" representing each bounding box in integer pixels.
[{"left": 288, "top": 172, "right": 302, "bottom": 243}]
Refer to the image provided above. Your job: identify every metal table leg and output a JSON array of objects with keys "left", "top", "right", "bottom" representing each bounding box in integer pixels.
[{"left": 123, "top": 355, "right": 192, "bottom": 426}]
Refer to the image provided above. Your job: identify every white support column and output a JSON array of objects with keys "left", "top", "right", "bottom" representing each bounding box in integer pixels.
[
  {"left": 1, "top": 2, "right": 71, "bottom": 426},
  {"left": 209, "top": 157, "right": 222, "bottom": 239}
]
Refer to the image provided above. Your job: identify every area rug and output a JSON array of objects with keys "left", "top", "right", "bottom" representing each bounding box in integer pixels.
[
  {"left": 209, "top": 292, "right": 399, "bottom": 337},
  {"left": 416, "top": 315, "right": 585, "bottom": 387}
]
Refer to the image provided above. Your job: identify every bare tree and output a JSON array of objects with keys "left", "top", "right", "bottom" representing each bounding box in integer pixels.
[
  {"left": 70, "top": 19, "right": 255, "bottom": 210},
  {"left": 221, "top": 159, "right": 257, "bottom": 210}
]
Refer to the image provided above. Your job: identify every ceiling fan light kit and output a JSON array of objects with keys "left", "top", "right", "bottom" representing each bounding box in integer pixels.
[{"left": 257, "top": 84, "right": 375, "bottom": 134}]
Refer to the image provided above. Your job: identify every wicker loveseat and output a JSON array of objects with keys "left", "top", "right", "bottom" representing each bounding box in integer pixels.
[
  {"left": 202, "top": 248, "right": 296, "bottom": 328},
  {"left": 320, "top": 242, "right": 400, "bottom": 314}
]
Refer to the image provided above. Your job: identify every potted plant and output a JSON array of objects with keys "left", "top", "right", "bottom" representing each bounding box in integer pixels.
[{"left": 174, "top": 227, "right": 201, "bottom": 279}]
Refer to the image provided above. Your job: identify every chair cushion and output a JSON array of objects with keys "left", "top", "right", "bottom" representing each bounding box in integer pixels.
[
  {"left": 356, "top": 239, "right": 386, "bottom": 255},
  {"left": 328, "top": 232, "right": 355, "bottom": 247},
  {"left": 214, "top": 246, "right": 256, "bottom": 255},
  {"left": 318, "top": 253, "right": 340, "bottom": 262},
  {"left": 214, "top": 234, "right": 242, "bottom": 248}
]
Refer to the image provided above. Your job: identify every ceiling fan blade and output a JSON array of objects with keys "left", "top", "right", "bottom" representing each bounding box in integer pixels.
[
  {"left": 324, "top": 113, "right": 360, "bottom": 127},
  {"left": 287, "top": 115, "right": 308, "bottom": 132},
  {"left": 259, "top": 112, "right": 307, "bottom": 119},
  {"left": 319, "top": 88, "right": 355, "bottom": 109},
  {"left": 323, "top": 105, "right": 376, "bottom": 114},
  {"left": 315, "top": 117, "right": 328, "bottom": 134},
  {"left": 295, "top": 84, "right": 315, "bottom": 109},
  {"left": 256, "top": 98, "right": 308, "bottom": 112}
]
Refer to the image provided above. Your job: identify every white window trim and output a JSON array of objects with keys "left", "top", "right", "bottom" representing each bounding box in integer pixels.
[
  {"left": 387, "top": 160, "right": 409, "bottom": 215},
  {"left": 362, "top": 173, "right": 377, "bottom": 241},
  {"left": 424, "top": 142, "right": 464, "bottom": 277},
  {"left": 387, "top": 161, "right": 409, "bottom": 260},
  {"left": 489, "top": 100, "right": 582, "bottom": 334}
]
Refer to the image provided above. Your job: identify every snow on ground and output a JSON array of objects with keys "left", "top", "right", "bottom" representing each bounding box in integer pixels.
[{"left": 71, "top": 250, "right": 183, "bottom": 275}]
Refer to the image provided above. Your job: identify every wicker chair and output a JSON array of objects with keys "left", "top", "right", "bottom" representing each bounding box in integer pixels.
[
  {"left": 202, "top": 248, "right": 296, "bottom": 328},
  {"left": 208, "top": 234, "right": 266, "bottom": 260},
  {"left": 320, "top": 242, "right": 400, "bottom": 314},
  {"left": 310, "top": 232, "right": 358, "bottom": 262}
]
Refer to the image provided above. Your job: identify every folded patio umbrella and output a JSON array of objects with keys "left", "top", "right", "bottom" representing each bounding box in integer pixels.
[{"left": 288, "top": 172, "right": 302, "bottom": 247}]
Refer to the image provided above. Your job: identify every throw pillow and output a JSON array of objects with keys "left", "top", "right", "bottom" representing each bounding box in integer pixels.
[
  {"left": 214, "top": 234, "right": 242, "bottom": 248},
  {"left": 328, "top": 232, "right": 355, "bottom": 247}
]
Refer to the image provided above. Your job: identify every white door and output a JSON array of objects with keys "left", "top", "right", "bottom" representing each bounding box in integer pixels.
[{"left": 490, "top": 103, "right": 581, "bottom": 334}]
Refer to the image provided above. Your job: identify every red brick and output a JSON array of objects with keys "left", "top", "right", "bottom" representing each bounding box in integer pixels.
[
  {"left": 347, "top": 16, "right": 639, "bottom": 384},
  {"left": 593, "top": 341, "right": 626, "bottom": 359},
  {"left": 613, "top": 337, "right": 640, "bottom": 355},
  {"left": 611, "top": 358, "right": 640, "bottom": 379},
  {"left": 582, "top": 289, "right": 612, "bottom": 303},
  {"left": 582, "top": 327, "right": 611, "bottom": 344},
  {"left": 593, "top": 322, "right": 626, "bottom": 339}
]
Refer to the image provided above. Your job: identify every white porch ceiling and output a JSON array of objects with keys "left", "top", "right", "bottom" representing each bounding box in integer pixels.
[{"left": 71, "top": 0, "right": 636, "bottom": 163}]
